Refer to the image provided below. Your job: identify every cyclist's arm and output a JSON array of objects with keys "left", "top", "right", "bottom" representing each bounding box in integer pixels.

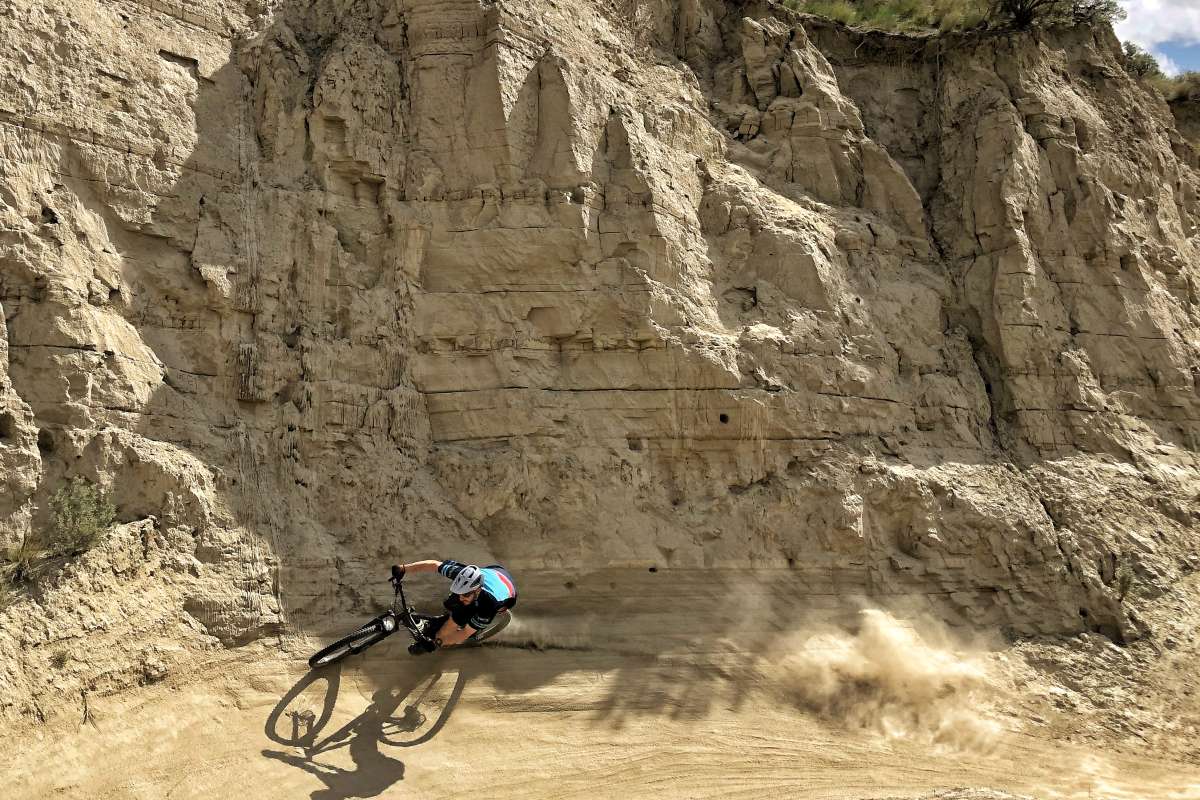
[
  {"left": 397, "top": 559, "right": 440, "bottom": 574},
  {"left": 433, "top": 617, "right": 476, "bottom": 647}
]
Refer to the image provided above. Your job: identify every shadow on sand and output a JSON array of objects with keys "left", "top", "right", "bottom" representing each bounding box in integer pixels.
[{"left": 263, "top": 660, "right": 468, "bottom": 799}]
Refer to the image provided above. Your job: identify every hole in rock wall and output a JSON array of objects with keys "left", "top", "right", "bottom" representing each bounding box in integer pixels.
[
  {"left": 158, "top": 49, "right": 200, "bottom": 79},
  {"left": 0, "top": 412, "right": 15, "bottom": 441},
  {"left": 719, "top": 413, "right": 730, "bottom": 424},
  {"left": 37, "top": 429, "right": 54, "bottom": 454},
  {"left": 40, "top": 206, "right": 59, "bottom": 224},
  {"left": 1074, "top": 116, "right": 1092, "bottom": 151},
  {"left": 722, "top": 286, "right": 758, "bottom": 311},
  {"left": 647, "top": 566, "right": 658, "bottom": 573}
]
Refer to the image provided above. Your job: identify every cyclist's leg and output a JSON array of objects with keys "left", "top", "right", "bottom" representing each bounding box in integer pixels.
[
  {"left": 416, "top": 613, "right": 448, "bottom": 639},
  {"left": 468, "top": 599, "right": 515, "bottom": 641},
  {"left": 407, "top": 613, "right": 449, "bottom": 655},
  {"left": 467, "top": 610, "right": 503, "bottom": 638}
]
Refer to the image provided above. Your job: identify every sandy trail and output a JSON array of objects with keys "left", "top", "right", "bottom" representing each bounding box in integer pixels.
[{"left": 7, "top": 617, "right": 1199, "bottom": 800}]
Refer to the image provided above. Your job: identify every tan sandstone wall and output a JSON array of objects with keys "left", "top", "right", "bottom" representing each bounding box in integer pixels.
[{"left": 0, "top": 0, "right": 1196, "bottom": 719}]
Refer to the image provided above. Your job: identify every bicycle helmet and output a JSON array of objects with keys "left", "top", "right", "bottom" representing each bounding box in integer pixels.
[{"left": 450, "top": 564, "right": 484, "bottom": 595}]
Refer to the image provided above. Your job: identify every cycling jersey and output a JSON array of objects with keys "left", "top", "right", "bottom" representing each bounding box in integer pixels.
[{"left": 438, "top": 560, "right": 518, "bottom": 632}]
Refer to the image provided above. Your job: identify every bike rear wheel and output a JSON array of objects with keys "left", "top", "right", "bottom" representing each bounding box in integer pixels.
[{"left": 308, "top": 620, "right": 391, "bottom": 668}]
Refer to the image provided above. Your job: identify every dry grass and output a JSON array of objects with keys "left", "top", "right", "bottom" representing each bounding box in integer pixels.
[
  {"left": 786, "top": 0, "right": 989, "bottom": 31},
  {"left": 784, "top": 0, "right": 1123, "bottom": 33},
  {"left": 1158, "top": 73, "right": 1200, "bottom": 103}
]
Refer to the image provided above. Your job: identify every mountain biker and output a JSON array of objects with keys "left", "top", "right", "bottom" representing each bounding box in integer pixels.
[{"left": 390, "top": 559, "right": 518, "bottom": 655}]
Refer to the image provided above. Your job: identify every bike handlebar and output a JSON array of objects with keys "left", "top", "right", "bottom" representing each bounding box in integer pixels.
[{"left": 387, "top": 576, "right": 435, "bottom": 645}]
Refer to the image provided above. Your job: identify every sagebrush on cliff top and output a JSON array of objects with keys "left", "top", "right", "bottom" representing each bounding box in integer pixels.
[{"left": 784, "top": 0, "right": 1123, "bottom": 32}]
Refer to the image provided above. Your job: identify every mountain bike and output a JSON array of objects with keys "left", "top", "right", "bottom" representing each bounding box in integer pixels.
[{"left": 307, "top": 574, "right": 512, "bottom": 668}]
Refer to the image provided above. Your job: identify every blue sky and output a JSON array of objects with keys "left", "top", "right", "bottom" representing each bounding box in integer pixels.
[
  {"left": 1153, "top": 40, "right": 1200, "bottom": 74},
  {"left": 1117, "top": 1, "right": 1200, "bottom": 75}
]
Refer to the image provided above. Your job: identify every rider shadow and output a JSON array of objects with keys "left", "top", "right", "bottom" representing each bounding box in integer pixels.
[{"left": 263, "top": 660, "right": 469, "bottom": 799}]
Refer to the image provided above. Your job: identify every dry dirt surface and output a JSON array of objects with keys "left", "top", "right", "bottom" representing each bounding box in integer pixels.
[
  {"left": 6, "top": 576, "right": 1200, "bottom": 800},
  {"left": 4, "top": 641, "right": 1197, "bottom": 799}
]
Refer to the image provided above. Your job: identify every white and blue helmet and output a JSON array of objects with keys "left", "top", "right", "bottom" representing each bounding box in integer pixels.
[{"left": 450, "top": 564, "right": 484, "bottom": 594}]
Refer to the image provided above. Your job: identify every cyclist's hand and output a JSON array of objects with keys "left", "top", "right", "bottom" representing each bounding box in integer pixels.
[{"left": 391, "top": 564, "right": 406, "bottom": 581}]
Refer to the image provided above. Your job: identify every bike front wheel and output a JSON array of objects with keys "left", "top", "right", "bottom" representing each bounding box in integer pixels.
[{"left": 308, "top": 617, "right": 394, "bottom": 668}]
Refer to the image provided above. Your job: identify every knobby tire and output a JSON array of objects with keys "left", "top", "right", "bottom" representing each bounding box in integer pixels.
[{"left": 308, "top": 622, "right": 388, "bottom": 668}]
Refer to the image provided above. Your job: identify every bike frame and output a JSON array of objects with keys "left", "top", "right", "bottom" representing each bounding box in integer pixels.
[
  {"left": 390, "top": 576, "right": 432, "bottom": 643},
  {"left": 307, "top": 574, "right": 452, "bottom": 668}
]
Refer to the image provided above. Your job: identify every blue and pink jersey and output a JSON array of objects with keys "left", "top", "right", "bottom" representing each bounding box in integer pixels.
[{"left": 438, "top": 560, "right": 517, "bottom": 631}]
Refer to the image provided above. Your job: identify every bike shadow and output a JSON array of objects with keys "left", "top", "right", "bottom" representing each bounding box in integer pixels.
[{"left": 263, "top": 658, "right": 469, "bottom": 799}]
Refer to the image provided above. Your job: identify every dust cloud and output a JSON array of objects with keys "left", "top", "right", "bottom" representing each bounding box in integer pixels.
[
  {"left": 767, "top": 609, "right": 1002, "bottom": 751},
  {"left": 503, "top": 615, "right": 594, "bottom": 652}
]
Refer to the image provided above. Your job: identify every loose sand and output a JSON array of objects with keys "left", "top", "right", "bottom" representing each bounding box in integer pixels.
[{"left": 7, "top": 585, "right": 1198, "bottom": 800}]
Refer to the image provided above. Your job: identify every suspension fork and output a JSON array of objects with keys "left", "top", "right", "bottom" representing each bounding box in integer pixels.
[{"left": 391, "top": 578, "right": 420, "bottom": 636}]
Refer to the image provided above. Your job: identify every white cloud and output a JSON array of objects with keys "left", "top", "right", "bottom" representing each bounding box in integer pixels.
[
  {"left": 1117, "top": 1, "right": 1200, "bottom": 49},
  {"left": 1154, "top": 49, "right": 1182, "bottom": 76}
]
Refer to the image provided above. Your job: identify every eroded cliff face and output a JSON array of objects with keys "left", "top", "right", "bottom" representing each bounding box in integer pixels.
[
  {"left": 0, "top": 0, "right": 1196, "bottom": 718},
  {"left": 1171, "top": 95, "right": 1200, "bottom": 148}
]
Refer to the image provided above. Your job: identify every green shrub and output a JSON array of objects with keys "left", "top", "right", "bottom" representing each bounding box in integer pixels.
[
  {"left": 989, "top": 0, "right": 1124, "bottom": 29},
  {"left": 1, "top": 478, "right": 115, "bottom": 591},
  {"left": 1121, "top": 42, "right": 1164, "bottom": 79},
  {"left": 48, "top": 478, "right": 115, "bottom": 557},
  {"left": 1114, "top": 43, "right": 1200, "bottom": 102},
  {"left": 784, "top": 0, "right": 1122, "bottom": 33},
  {"left": 1066, "top": 0, "right": 1125, "bottom": 24}
]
